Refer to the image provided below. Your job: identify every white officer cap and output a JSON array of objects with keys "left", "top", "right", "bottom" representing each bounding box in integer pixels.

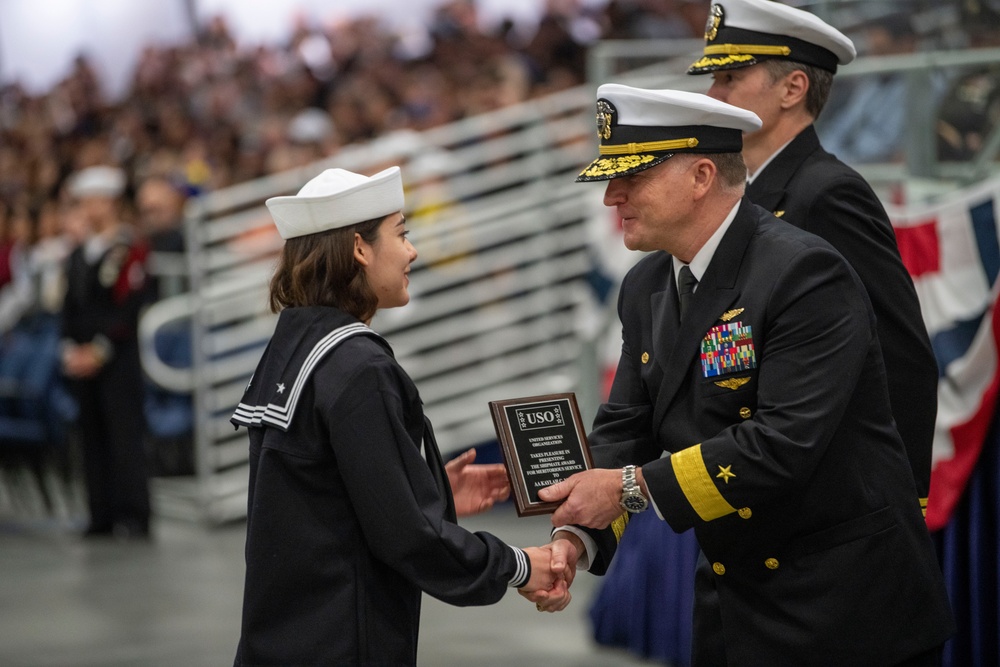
[
  {"left": 265, "top": 166, "right": 404, "bottom": 239},
  {"left": 688, "top": 0, "right": 856, "bottom": 75},
  {"left": 577, "top": 84, "right": 762, "bottom": 182},
  {"left": 68, "top": 166, "right": 127, "bottom": 199}
]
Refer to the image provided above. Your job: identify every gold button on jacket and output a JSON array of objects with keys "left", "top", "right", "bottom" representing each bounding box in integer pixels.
[
  {"left": 712, "top": 562, "right": 726, "bottom": 575},
  {"left": 764, "top": 558, "right": 779, "bottom": 570}
]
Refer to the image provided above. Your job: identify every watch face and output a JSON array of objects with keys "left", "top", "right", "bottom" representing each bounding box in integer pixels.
[{"left": 622, "top": 494, "right": 648, "bottom": 513}]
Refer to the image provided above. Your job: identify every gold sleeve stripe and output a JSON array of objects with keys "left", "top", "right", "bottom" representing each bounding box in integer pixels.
[
  {"left": 919, "top": 496, "right": 928, "bottom": 517},
  {"left": 671, "top": 444, "right": 737, "bottom": 522},
  {"left": 611, "top": 512, "right": 629, "bottom": 543},
  {"left": 600, "top": 137, "right": 699, "bottom": 155},
  {"left": 704, "top": 43, "right": 792, "bottom": 57}
]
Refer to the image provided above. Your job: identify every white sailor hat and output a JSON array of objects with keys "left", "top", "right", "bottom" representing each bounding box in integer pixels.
[
  {"left": 265, "top": 166, "right": 404, "bottom": 239},
  {"left": 688, "top": 0, "right": 856, "bottom": 75},
  {"left": 576, "top": 84, "right": 762, "bottom": 182},
  {"left": 68, "top": 165, "right": 127, "bottom": 199}
]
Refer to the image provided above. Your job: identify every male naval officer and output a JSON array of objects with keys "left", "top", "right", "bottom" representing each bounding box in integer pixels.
[{"left": 528, "top": 85, "right": 954, "bottom": 666}]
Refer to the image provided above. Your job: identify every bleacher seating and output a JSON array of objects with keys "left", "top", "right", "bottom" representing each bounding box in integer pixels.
[{"left": 0, "top": 315, "right": 78, "bottom": 514}]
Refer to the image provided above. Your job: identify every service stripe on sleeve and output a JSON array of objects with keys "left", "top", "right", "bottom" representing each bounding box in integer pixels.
[
  {"left": 508, "top": 546, "right": 529, "bottom": 588},
  {"left": 671, "top": 444, "right": 737, "bottom": 522},
  {"left": 610, "top": 512, "right": 629, "bottom": 543}
]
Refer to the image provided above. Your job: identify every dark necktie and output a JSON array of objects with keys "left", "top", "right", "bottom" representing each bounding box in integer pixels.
[{"left": 678, "top": 265, "right": 698, "bottom": 322}]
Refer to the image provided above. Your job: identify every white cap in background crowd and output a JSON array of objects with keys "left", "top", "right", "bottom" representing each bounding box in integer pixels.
[
  {"left": 68, "top": 165, "right": 127, "bottom": 199},
  {"left": 576, "top": 84, "right": 762, "bottom": 182},
  {"left": 687, "top": 0, "right": 856, "bottom": 75},
  {"left": 287, "top": 108, "right": 336, "bottom": 145},
  {"left": 265, "top": 166, "right": 404, "bottom": 239}
]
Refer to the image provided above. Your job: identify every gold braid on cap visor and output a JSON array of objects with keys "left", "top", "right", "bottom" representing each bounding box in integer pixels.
[
  {"left": 703, "top": 43, "right": 792, "bottom": 57},
  {"left": 579, "top": 154, "right": 660, "bottom": 179},
  {"left": 599, "top": 137, "right": 700, "bottom": 155},
  {"left": 689, "top": 44, "right": 792, "bottom": 70}
]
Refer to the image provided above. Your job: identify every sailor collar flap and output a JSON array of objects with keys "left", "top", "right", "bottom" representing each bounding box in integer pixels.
[{"left": 231, "top": 317, "right": 383, "bottom": 432}]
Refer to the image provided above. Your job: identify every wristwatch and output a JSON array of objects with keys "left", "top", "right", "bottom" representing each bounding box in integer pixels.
[{"left": 620, "top": 465, "right": 648, "bottom": 513}]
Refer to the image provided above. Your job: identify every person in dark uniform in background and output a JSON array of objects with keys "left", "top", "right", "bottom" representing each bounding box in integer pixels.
[
  {"left": 61, "top": 165, "right": 152, "bottom": 539},
  {"left": 135, "top": 175, "right": 187, "bottom": 299},
  {"left": 690, "top": 0, "right": 938, "bottom": 506},
  {"left": 526, "top": 85, "right": 954, "bottom": 666},
  {"left": 230, "top": 166, "right": 572, "bottom": 666}
]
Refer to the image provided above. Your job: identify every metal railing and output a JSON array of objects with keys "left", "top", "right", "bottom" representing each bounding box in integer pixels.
[{"left": 140, "top": 86, "right": 609, "bottom": 523}]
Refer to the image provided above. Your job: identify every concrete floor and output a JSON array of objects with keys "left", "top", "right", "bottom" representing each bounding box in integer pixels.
[{"left": 0, "top": 474, "right": 654, "bottom": 667}]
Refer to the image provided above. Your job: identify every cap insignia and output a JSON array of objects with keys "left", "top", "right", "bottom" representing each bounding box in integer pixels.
[
  {"left": 596, "top": 99, "right": 615, "bottom": 141},
  {"left": 705, "top": 4, "right": 723, "bottom": 42}
]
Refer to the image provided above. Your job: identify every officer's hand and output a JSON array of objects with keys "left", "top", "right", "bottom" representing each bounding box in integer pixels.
[{"left": 539, "top": 469, "right": 623, "bottom": 529}]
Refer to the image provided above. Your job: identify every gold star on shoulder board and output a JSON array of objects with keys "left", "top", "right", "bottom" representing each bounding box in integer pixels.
[{"left": 716, "top": 465, "right": 735, "bottom": 484}]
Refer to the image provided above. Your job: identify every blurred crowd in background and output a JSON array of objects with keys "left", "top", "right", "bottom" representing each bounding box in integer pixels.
[
  {"left": 0, "top": 1, "right": 702, "bottom": 220},
  {"left": 1, "top": 0, "right": 1000, "bottom": 489},
  {"left": 0, "top": 0, "right": 712, "bottom": 509},
  {"left": 2, "top": 0, "right": 1000, "bottom": 281}
]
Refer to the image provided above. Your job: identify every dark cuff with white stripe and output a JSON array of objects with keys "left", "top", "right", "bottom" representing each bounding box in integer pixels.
[{"left": 508, "top": 547, "right": 531, "bottom": 588}]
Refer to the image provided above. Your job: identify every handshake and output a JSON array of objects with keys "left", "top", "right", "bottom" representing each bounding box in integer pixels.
[
  {"left": 448, "top": 449, "right": 635, "bottom": 612},
  {"left": 511, "top": 466, "right": 645, "bottom": 611},
  {"left": 517, "top": 531, "right": 585, "bottom": 613}
]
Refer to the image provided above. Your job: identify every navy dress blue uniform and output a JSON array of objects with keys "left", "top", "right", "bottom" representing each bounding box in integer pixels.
[
  {"left": 231, "top": 307, "right": 528, "bottom": 666},
  {"left": 686, "top": 0, "right": 937, "bottom": 510},
  {"left": 62, "top": 228, "right": 152, "bottom": 535},
  {"left": 586, "top": 199, "right": 954, "bottom": 666},
  {"left": 747, "top": 125, "right": 938, "bottom": 504},
  {"left": 685, "top": 0, "right": 937, "bottom": 505}
]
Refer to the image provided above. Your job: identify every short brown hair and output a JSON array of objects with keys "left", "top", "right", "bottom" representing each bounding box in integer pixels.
[
  {"left": 703, "top": 152, "right": 747, "bottom": 191},
  {"left": 761, "top": 60, "right": 833, "bottom": 119},
  {"left": 676, "top": 153, "right": 747, "bottom": 192},
  {"left": 268, "top": 216, "right": 383, "bottom": 321}
]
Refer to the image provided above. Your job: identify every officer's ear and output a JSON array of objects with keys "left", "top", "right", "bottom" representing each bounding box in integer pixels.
[
  {"left": 780, "top": 69, "right": 809, "bottom": 111},
  {"left": 690, "top": 158, "right": 717, "bottom": 201}
]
